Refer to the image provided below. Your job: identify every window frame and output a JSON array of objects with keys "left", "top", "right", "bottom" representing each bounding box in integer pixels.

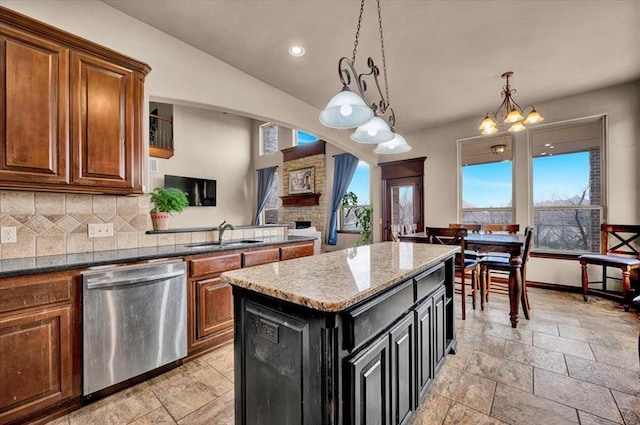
[
  {"left": 457, "top": 134, "right": 516, "bottom": 224},
  {"left": 529, "top": 115, "right": 606, "bottom": 254},
  {"left": 259, "top": 122, "right": 279, "bottom": 156}
]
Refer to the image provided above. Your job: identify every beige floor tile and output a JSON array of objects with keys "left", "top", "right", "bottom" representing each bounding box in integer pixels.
[
  {"left": 565, "top": 354, "right": 640, "bottom": 397},
  {"left": 482, "top": 322, "right": 533, "bottom": 345},
  {"left": 558, "top": 324, "right": 636, "bottom": 350},
  {"left": 611, "top": 389, "right": 640, "bottom": 425},
  {"left": 511, "top": 318, "right": 559, "bottom": 336},
  {"left": 533, "top": 311, "right": 581, "bottom": 327},
  {"left": 533, "top": 368, "right": 623, "bottom": 423},
  {"left": 591, "top": 342, "right": 640, "bottom": 372},
  {"left": 444, "top": 344, "right": 474, "bottom": 371},
  {"left": 503, "top": 340, "right": 568, "bottom": 375},
  {"left": 44, "top": 416, "right": 70, "bottom": 425},
  {"left": 149, "top": 366, "right": 233, "bottom": 420},
  {"left": 491, "top": 383, "right": 579, "bottom": 425},
  {"left": 411, "top": 391, "right": 453, "bottom": 425},
  {"left": 532, "top": 331, "right": 595, "bottom": 360},
  {"left": 68, "top": 383, "right": 161, "bottom": 425},
  {"left": 442, "top": 402, "right": 507, "bottom": 425},
  {"left": 178, "top": 390, "right": 234, "bottom": 425},
  {"left": 432, "top": 362, "right": 496, "bottom": 415},
  {"left": 128, "top": 407, "right": 177, "bottom": 425},
  {"left": 466, "top": 351, "right": 533, "bottom": 393},
  {"left": 577, "top": 411, "right": 623, "bottom": 425},
  {"left": 202, "top": 343, "right": 234, "bottom": 376},
  {"left": 456, "top": 328, "right": 506, "bottom": 358}
]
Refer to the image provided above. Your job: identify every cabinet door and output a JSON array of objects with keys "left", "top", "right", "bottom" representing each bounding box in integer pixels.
[
  {"left": 70, "top": 51, "right": 139, "bottom": 191},
  {"left": 433, "top": 287, "right": 447, "bottom": 372},
  {"left": 0, "top": 305, "right": 73, "bottom": 424},
  {"left": 348, "top": 335, "right": 390, "bottom": 425},
  {"left": 389, "top": 314, "right": 414, "bottom": 425},
  {"left": 415, "top": 298, "right": 434, "bottom": 401},
  {"left": 280, "top": 242, "right": 314, "bottom": 260},
  {"left": 196, "top": 278, "right": 233, "bottom": 339},
  {"left": 0, "top": 24, "right": 69, "bottom": 186}
]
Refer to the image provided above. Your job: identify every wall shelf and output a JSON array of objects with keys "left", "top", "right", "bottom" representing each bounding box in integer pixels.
[{"left": 280, "top": 193, "right": 321, "bottom": 207}]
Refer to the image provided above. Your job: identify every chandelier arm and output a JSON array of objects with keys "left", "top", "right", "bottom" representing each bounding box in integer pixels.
[
  {"left": 339, "top": 56, "right": 375, "bottom": 110},
  {"left": 352, "top": 0, "right": 365, "bottom": 63}
]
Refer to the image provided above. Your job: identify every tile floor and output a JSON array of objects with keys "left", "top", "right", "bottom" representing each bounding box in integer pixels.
[{"left": 46, "top": 288, "right": 640, "bottom": 425}]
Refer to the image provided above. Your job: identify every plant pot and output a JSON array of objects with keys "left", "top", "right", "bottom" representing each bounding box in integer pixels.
[{"left": 150, "top": 212, "right": 170, "bottom": 230}]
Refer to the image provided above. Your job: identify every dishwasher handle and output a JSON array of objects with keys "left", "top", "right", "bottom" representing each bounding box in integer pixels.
[{"left": 86, "top": 270, "right": 185, "bottom": 290}]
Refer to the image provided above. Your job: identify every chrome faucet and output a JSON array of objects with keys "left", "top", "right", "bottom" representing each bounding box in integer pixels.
[{"left": 218, "top": 220, "right": 235, "bottom": 244}]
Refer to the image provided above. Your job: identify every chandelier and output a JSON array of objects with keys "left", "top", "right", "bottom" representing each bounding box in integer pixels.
[
  {"left": 319, "top": 0, "right": 410, "bottom": 154},
  {"left": 479, "top": 71, "right": 544, "bottom": 135}
]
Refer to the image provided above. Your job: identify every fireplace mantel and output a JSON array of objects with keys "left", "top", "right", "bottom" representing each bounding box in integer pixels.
[{"left": 280, "top": 193, "right": 321, "bottom": 207}]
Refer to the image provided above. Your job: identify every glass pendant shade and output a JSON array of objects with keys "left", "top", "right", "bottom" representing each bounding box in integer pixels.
[
  {"left": 481, "top": 126, "right": 498, "bottom": 135},
  {"left": 505, "top": 108, "right": 524, "bottom": 123},
  {"left": 351, "top": 116, "right": 394, "bottom": 144},
  {"left": 374, "top": 133, "right": 412, "bottom": 154},
  {"left": 479, "top": 115, "right": 496, "bottom": 130},
  {"left": 508, "top": 121, "right": 526, "bottom": 132},
  {"left": 524, "top": 108, "right": 544, "bottom": 124},
  {"left": 319, "top": 86, "right": 374, "bottom": 129}
]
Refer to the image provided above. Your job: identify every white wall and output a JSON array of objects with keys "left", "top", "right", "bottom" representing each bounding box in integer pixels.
[
  {"left": 149, "top": 105, "right": 254, "bottom": 227},
  {"left": 394, "top": 81, "right": 640, "bottom": 286}
]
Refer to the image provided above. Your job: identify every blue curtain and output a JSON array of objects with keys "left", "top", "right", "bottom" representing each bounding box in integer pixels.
[
  {"left": 254, "top": 166, "right": 277, "bottom": 225},
  {"left": 327, "top": 153, "right": 360, "bottom": 245}
]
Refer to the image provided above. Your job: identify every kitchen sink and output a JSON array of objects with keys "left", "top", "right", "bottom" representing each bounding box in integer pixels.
[{"left": 185, "top": 240, "right": 262, "bottom": 248}]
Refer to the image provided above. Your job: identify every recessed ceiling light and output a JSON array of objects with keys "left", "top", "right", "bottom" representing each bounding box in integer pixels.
[{"left": 288, "top": 45, "right": 305, "bottom": 57}]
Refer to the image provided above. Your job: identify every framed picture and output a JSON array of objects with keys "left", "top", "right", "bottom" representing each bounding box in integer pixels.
[{"left": 288, "top": 167, "right": 315, "bottom": 194}]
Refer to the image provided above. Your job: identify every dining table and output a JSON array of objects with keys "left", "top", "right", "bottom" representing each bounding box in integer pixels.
[{"left": 398, "top": 231, "right": 528, "bottom": 328}]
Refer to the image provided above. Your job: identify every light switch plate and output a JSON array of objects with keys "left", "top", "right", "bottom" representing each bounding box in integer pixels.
[
  {"left": 88, "top": 223, "right": 114, "bottom": 238},
  {"left": 1, "top": 226, "right": 17, "bottom": 243}
]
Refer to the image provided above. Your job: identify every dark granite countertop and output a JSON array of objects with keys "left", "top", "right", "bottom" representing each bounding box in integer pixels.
[
  {"left": 146, "top": 224, "right": 289, "bottom": 234},
  {"left": 0, "top": 235, "right": 316, "bottom": 278}
]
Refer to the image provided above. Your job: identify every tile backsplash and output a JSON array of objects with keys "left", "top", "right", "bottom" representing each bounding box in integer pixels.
[{"left": 0, "top": 191, "right": 286, "bottom": 260}]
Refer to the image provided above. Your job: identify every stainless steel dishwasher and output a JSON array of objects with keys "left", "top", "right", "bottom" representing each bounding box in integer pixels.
[{"left": 82, "top": 259, "right": 187, "bottom": 396}]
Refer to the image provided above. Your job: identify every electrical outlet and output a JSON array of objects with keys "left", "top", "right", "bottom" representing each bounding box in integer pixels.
[
  {"left": 88, "top": 223, "right": 114, "bottom": 238},
  {"left": 1, "top": 226, "right": 17, "bottom": 243}
]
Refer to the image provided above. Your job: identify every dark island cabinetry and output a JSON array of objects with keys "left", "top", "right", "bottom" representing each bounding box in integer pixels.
[{"left": 226, "top": 243, "right": 457, "bottom": 425}]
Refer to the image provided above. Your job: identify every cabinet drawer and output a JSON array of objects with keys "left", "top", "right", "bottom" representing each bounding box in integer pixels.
[
  {"left": 0, "top": 277, "right": 73, "bottom": 314},
  {"left": 190, "top": 253, "right": 242, "bottom": 278},
  {"left": 280, "top": 242, "right": 314, "bottom": 260},
  {"left": 414, "top": 263, "right": 445, "bottom": 302},
  {"left": 344, "top": 279, "right": 413, "bottom": 351},
  {"left": 243, "top": 248, "right": 280, "bottom": 267}
]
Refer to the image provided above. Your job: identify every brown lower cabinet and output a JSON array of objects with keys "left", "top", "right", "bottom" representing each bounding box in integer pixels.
[
  {"left": 0, "top": 271, "right": 81, "bottom": 425},
  {"left": 186, "top": 241, "right": 315, "bottom": 358}
]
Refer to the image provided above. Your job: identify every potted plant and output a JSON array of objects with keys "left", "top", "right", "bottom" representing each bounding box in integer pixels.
[
  {"left": 340, "top": 191, "right": 373, "bottom": 246},
  {"left": 149, "top": 187, "right": 189, "bottom": 230}
]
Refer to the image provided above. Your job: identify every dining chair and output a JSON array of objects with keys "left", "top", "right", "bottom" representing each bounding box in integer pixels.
[
  {"left": 479, "top": 226, "right": 533, "bottom": 319},
  {"left": 449, "top": 223, "right": 482, "bottom": 233},
  {"left": 424, "top": 227, "right": 479, "bottom": 320},
  {"left": 483, "top": 224, "right": 520, "bottom": 234},
  {"left": 449, "top": 223, "right": 482, "bottom": 260}
]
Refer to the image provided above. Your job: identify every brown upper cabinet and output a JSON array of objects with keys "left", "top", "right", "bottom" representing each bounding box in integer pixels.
[{"left": 0, "top": 7, "right": 150, "bottom": 194}]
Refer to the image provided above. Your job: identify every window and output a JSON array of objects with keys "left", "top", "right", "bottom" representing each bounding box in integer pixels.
[
  {"left": 340, "top": 161, "right": 370, "bottom": 231},
  {"left": 531, "top": 117, "right": 604, "bottom": 253},
  {"left": 460, "top": 135, "right": 514, "bottom": 224},
  {"left": 259, "top": 123, "right": 278, "bottom": 155},
  {"left": 295, "top": 130, "right": 318, "bottom": 146},
  {"left": 261, "top": 172, "right": 278, "bottom": 224}
]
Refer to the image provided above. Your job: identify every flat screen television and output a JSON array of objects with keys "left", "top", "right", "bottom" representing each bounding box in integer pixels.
[{"left": 164, "top": 175, "right": 216, "bottom": 206}]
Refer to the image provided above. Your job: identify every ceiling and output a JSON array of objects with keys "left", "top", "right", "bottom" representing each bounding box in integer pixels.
[{"left": 103, "top": 0, "right": 640, "bottom": 134}]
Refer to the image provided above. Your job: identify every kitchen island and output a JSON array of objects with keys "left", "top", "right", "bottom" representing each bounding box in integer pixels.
[{"left": 221, "top": 241, "right": 458, "bottom": 425}]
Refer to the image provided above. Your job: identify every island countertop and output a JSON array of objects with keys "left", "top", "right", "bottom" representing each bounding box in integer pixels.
[{"left": 221, "top": 241, "right": 458, "bottom": 312}]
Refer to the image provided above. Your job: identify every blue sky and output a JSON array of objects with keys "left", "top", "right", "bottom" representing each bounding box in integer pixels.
[
  {"left": 462, "top": 152, "right": 589, "bottom": 207},
  {"left": 348, "top": 161, "right": 370, "bottom": 204}
]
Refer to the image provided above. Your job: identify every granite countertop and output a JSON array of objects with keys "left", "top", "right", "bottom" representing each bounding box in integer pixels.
[
  {"left": 221, "top": 242, "right": 459, "bottom": 312},
  {"left": 0, "top": 235, "right": 316, "bottom": 278}
]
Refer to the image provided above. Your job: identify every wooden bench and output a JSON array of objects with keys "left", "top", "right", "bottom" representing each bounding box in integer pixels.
[{"left": 579, "top": 224, "right": 640, "bottom": 311}]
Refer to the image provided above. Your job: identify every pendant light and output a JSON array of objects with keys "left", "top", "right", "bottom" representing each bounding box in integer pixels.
[
  {"left": 374, "top": 133, "right": 412, "bottom": 154},
  {"left": 319, "top": 0, "right": 409, "bottom": 152}
]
